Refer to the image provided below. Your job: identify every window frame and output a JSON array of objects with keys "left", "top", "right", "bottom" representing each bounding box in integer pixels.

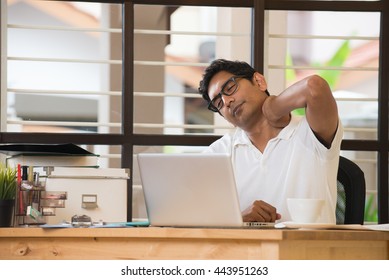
[{"left": 1, "top": 0, "right": 388, "bottom": 223}]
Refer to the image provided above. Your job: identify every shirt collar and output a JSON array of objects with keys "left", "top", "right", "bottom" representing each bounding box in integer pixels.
[{"left": 232, "top": 115, "right": 301, "bottom": 147}]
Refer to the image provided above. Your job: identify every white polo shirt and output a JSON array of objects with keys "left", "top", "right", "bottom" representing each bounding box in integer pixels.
[{"left": 205, "top": 115, "right": 343, "bottom": 223}]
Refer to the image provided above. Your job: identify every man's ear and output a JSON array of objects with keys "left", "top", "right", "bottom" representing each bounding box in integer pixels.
[{"left": 253, "top": 72, "right": 268, "bottom": 92}]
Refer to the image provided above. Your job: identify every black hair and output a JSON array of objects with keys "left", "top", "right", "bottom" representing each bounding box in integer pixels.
[
  {"left": 198, "top": 59, "right": 269, "bottom": 106},
  {"left": 198, "top": 59, "right": 254, "bottom": 103}
]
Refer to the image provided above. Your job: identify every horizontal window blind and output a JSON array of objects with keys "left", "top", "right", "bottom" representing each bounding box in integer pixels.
[
  {"left": 132, "top": 4, "right": 252, "bottom": 138},
  {"left": 265, "top": 10, "right": 381, "bottom": 223},
  {"left": 2, "top": 0, "right": 387, "bottom": 223},
  {"left": 5, "top": 2, "right": 122, "bottom": 137}
]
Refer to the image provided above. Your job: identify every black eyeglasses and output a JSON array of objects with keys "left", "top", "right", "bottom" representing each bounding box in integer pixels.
[{"left": 207, "top": 76, "right": 244, "bottom": 113}]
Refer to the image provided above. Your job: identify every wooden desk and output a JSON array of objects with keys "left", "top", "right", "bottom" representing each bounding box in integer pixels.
[{"left": 0, "top": 227, "right": 388, "bottom": 260}]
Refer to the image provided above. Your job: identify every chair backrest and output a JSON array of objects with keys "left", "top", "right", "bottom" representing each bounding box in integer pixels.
[{"left": 336, "top": 156, "right": 366, "bottom": 224}]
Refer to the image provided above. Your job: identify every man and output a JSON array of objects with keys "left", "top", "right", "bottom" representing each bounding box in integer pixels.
[{"left": 198, "top": 59, "right": 343, "bottom": 223}]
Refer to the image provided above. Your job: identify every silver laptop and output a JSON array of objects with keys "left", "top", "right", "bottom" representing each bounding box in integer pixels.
[{"left": 137, "top": 153, "right": 274, "bottom": 229}]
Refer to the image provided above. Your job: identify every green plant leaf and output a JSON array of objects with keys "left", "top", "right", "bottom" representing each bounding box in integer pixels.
[
  {"left": 0, "top": 165, "right": 17, "bottom": 200},
  {"left": 319, "top": 40, "right": 351, "bottom": 89},
  {"left": 285, "top": 53, "right": 296, "bottom": 81},
  {"left": 364, "top": 193, "right": 378, "bottom": 222},
  {"left": 292, "top": 108, "right": 306, "bottom": 116}
]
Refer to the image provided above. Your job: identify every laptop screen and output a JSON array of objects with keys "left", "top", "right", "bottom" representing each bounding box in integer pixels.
[{"left": 137, "top": 153, "right": 245, "bottom": 227}]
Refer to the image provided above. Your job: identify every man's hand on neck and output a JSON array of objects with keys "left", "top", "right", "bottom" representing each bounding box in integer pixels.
[{"left": 262, "top": 95, "right": 292, "bottom": 128}]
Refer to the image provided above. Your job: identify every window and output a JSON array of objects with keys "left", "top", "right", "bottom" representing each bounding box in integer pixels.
[
  {"left": 266, "top": 10, "right": 380, "bottom": 223},
  {"left": 1, "top": 0, "right": 388, "bottom": 223},
  {"left": 2, "top": 0, "right": 123, "bottom": 167}
]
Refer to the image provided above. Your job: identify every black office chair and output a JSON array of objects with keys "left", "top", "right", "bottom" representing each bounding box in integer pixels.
[{"left": 336, "top": 156, "right": 366, "bottom": 224}]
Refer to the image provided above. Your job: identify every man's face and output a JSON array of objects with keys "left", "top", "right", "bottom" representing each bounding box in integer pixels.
[{"left": 208, "top": 71, "right": 267, "bottom": 130}]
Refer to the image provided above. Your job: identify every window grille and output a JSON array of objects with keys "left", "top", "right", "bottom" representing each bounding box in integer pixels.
[{"left": 1, "top": 0, "right": 388, "bottom": 223}]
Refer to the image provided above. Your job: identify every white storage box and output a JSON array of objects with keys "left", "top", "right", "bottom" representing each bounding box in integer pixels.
[{"left": 44, "top": 167, "right": 129, "bottom": 224}]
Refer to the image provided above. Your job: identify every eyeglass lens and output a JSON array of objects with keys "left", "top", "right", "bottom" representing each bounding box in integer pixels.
[{"left": 209, "top": 77, "right": 239, "bottom": 111}]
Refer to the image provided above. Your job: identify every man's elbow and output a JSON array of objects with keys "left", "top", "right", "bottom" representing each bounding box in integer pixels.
[{"left": 305, "top": 74, "right": 332, "bottom": 100}]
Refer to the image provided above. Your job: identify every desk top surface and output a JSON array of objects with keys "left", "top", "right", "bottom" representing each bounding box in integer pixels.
[{"left": 1, "top": 227, "right": 389, "bottom": 241}]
